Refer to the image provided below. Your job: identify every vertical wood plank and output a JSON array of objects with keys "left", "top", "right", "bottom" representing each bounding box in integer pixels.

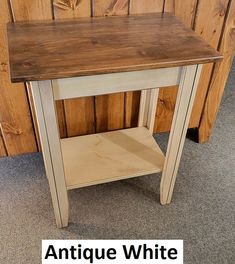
[
  {"left": 94, "top": 0, "right": 129, "bottom": 16},
  {"left": 53, "top": 0, "right": 95, "bottom": 137},
  {"left": 11, "top": 0, "right": 68, "bottom": 140},
  {"left": 55, "top": 100, "right": 67, "bottom": 138},
  {"left": 157, "top": 0, "right": 229, "bottom": 133},
  {"left": 164, "top": 0, "right": 198, "bottom": 27},
  {"left": 94, "top": 0, "right": 128, "bottom": 133},
  {"left": 95, "top": 93, "right": 125, "bottom": 132},
  {"left": 0, "top": 0, "right": 37, "bottom": 156},
  {"left": 190, "top": 0, "right": 230, "bottom": 128},
  {"left": 199, "top": 0, "right": 235, "bottom": 142},
  {"left": 129, "top": 0, "right": 197, "bottom": 133},
  {"left": 125, "top": 91, "right": 141, "bottom": 128},
  {"left": 154, "top": 86, "right": 178, "bottom": 132},
  {"left": 130, "top": 0, "right": 164, "bottom": 13},
  {"left": 164, "top": 0, "right": 174, "bottom": 12},
  {"left": 127, "top": 0, "right": 164, "bottom": 129},
  {"left": 10, "top": 0, "right": 52, "bottom": 20},
  {"left": 154, "top": 0, "right": 197, "bottom": 133},
  {"left": 64, "top": 97, "right": 95, "bottom": 137}
]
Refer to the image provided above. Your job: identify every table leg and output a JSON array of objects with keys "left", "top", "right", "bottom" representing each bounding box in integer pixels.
[
  {"left": 160, "top": 65, "right": 202, "bottom": 205},
  {"left": 31, "top": 80, "right": 69, "bottom": 228},
  {"left": 138, "top": 88, "right": 159, "bottom": 134}
]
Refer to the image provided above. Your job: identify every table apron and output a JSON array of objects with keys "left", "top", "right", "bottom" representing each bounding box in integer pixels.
[{"left": 52, "top": 67, "right": 181, "bottom": 100}]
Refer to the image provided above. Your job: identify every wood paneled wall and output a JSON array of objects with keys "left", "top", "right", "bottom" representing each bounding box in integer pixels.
[{"left": 0, "top": 0, "right": 234, "bottom": 156}]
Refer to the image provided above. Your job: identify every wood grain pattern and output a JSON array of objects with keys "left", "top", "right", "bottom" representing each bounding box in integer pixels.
[
  {"left": 95, "top": 93, "right": 125, "bottom": 132},
  {"left": 9, "top": 0, "right": 60, "bottom": 142},
  {"left": 154, "top": 0, "right": 198, "bottom": 133},
  {"left": 125, "top": 91, "right": 141, "bottom": 128},
  {"left": 93, "top": 1, "right": 128, "bottom": 134},
  {"left": 154, "top": 86, "right": 178, "bottom": 132},
  {"left": 8, "top": 14, "right": 222, "bottom": 82},
  {"left": 164, "top": 0, "right": 174, "bottom": 12},
  {"left": 158, "top": 0, "right": 230, "bottom": 133},
  {"left": 1, "top": 0, "right": 233, "bottom": 156},
  {"left": 64, "top": 97, "right": 95, "bottom": 136},
  {"left": 130, "top": 0, "right": 164, "bottom": 14},
  {"left": 53, "top": 0, "right": 95, "bottom": 137},
  {"left": 199, "top": 0, "right": 235, "bottom": 143},
  {"left": 55, "top": 100, "right": 67, "bottom": 138},
  {"left": 128, "top": 0, "right": 164, "bottom": 130},
  {"left": 164, "top": 0, "right": 198, "bottom": 27},
  {"left": 93, "top": 0, "right": 128, "bottom": 133},
  {"left": 93, "top": 0, "right": 129, "bottom": 16},
  {"left": 61, "top": 127, "right": 165, "bottom": 189},
  {"left": 190, "top": 0, "right": 229, "bottom": 128},
  {"left": 10, "top": 0, "right": 52, "bottom": 21},
  {"left": 0, "top": 0, "right": 37, "bottom": 156}
]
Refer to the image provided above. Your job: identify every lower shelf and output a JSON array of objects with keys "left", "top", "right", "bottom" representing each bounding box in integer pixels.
[{"left": 61, "top": 127, "right": 165, "bottom": 190}]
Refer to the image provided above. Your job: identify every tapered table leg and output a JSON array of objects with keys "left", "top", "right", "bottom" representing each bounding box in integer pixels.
[
  {"left": 138, "top": 88, "right": 159, "bottom": 134},
  {"left": 31, "top": 80, "right": 69, "bottom": 228},
  {"left": 160, "top": 65, "right": 202, "bottom": 205}
]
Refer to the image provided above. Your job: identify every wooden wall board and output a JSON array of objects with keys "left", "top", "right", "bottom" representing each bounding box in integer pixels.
[
  {"left": 9, "top": 0, "right": 58, "bottom": 145},
  {"left": 53, "top": 0, "right": 95, "bottom": 137},
  {"left": 154, "top": 86, "right": 178, "bottom": 132},
  {"left": 154, "top": 0, "right": 198, "bottom": 133},
  {"left": 164, "top": 0, "right": 198, "bottom": 27},
  {"left": 164, "top": 0, "right": 174, "bottom": 13},
  {"left": 55, "top": 100, "right": 67, "bottom": 138},
  {"left": 93, "top": 0, "right": 129, "bottom": 16},
  {"left": 93, "top": 0, "right": 129, "bottom": 133},
  {"left": 0, "top": 0, "right": 37, "bottom": 156},
  {"left": 10, "top": 0, "right": 52, "bottom": 21},
  {"left": 63, "top": 97, "right": 95, "bottom": 137},
  {"left": 1, "top": 0, "right": 234, "bottom": 156},
  {"left": 95, "top": 93, "right": 125, "bottom": 132},
  {"left": 190, "top": 0, "right": 230, "bottom": 128},
  {"left": 129, "top": 0, "right": 164, "bottom": 14},
  {"left": 125, "top": 91, "right": 141, "bottom": 128},
  {"left": 11, "top": 0, "right": 69, "bottom": 140},
  {"left": 158, "top": 0, "right": 230, "bottom": 134},
  {"left": 199, "top": 0, "right": 235, "bottom": 142},
  {"left": 128, "top": 1, "right": 164, "bottom": 129}
]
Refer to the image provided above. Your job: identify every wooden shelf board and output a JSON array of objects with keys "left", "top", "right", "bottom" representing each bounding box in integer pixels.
[{"left": 61, "top": 127, "right": 165, "bottom": 190}]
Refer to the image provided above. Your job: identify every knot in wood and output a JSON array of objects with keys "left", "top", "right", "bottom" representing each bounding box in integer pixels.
[{"left": 0, "top": 62, "right": 7, "bottom": 72}]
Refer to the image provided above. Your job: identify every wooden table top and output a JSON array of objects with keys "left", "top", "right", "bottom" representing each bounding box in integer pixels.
[{"left": 7, "top": 13, "right": 222, "bottom": 83}]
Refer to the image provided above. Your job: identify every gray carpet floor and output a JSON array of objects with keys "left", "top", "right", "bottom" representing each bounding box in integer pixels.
[{"left": 0, "top": 62, "right": 234, "bottom": 264}]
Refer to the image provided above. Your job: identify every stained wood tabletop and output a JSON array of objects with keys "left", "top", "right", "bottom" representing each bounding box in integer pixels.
[{"left": 7, "top": 13, "right": 222, "bottom": 82}]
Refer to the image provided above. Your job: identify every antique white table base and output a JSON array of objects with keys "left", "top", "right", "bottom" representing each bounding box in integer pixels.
[{"left": 31, "top": 64, "right": 202, "bottom": 228}]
